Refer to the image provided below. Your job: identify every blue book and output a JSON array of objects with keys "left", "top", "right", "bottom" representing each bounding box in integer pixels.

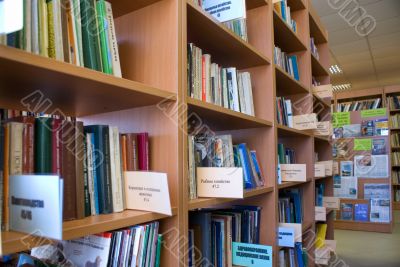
[
  {"left": 250, "top": 151, "right": 264, "bottom": 184},
  {"left": 233, "top": 205, "right": 262, "bottom": 244},
  {"left": 289, "top": 55, "right": 300, "bottom": 81},
  {"left": 285, "top": 189, "right": 303, "bottom": 223},
  {"left": 295, "top": 242, "right": 305, "bottom": 267},
  {"left": 212, "top": 220, "right": 223, "bottom": 267},
  {"left": 189, "top": 212, "right": 212, "bottom": 266},
  {"left": 237, "top": 143, "right": 256, "bottom": 189},
  {"left": 281, "top": 0, "right": 287, "bottom": 22},
  {"left": 88, "top": 133, "right": 100, "bottom": 215},
  {"left": 354, "top": 203, "right": 369, "bottom": 222}
]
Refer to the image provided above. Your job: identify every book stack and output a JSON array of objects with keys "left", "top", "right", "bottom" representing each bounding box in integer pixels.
[
  {"left": 392, "top": 152, "right": 400, "bottom": 166},
  {"left": 277, "top": 143, "right": 296, "bottom": 164},
  {"left": 274, "top": 46, "right": 300, "bottom": 81},
  {"left": 387, "top": 95, "right": 400, "bottom": 110},
  {"left": 336, "top": 98, "right": 382, "bottom": 112},
  {"left": 315, "top": 183, "right": 325, "bottom": 206},
  {"left": 192, "top": 1, "right": 248, "bottom": 41},
  {"left": 391, "top": 133, "right": 400, "bottom": 147},
  {"left": 187, "top": 43, "right": 255, "bottom": 116},
  {"left": 278, "top": 189, "right": 303, "bottom": 223},
  {"left": 276, "top": 97, "right": 293, "bottom": 127},
  {"left": 0, "top": 110, "right": 150, "bottom": 227},
  {"left": 279, "top": 244, "right": 308, "bottom": 267},
  {"left": 189, "top": 206, "right": 261, "bottom": 267},
  {"left": 2, "top": 0, "right": 122, "bottom": 77},
  {"left": 392, "top": 170, "right": 400, "bottom": 185},
  {"left": 274, "top": 0, "right": 298, "bottom": 33},
  {"left": 188, "top": 134, "right": 264, "bottom": 199},
  {"left": 390, "top": 114, "right": 400, "bottom": 128},
  {"left": 26, "top": 221, "right": 162, "bottom": 267},
  {"left": 310, "top": 37, "right": 319, "bottom": 60}
]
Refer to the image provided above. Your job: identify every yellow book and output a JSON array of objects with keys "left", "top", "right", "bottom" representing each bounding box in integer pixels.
[
  {"left": 39, "top": 0, "right": 49, "bottom": 57},
  {"left": 315, "top": 224, "right": 327, "bottom": 249},
  {"left": 274, "top": 2, "right": 282, "bottom": 15},
  {"left": 47, "top": 0, "right": 56, "bottom": 58}
]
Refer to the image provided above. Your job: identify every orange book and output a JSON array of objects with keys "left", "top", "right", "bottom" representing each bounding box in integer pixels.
[
  {"left": 120, "top": 135, "right": 127, "bottom": 172},
  {"left": 3, "top": 124, "right": 10, "bottom": 231}
]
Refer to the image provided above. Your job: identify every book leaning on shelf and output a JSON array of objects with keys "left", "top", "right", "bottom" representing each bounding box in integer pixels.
[
  {"left": 1, "top": 0, "right": 122, "bottom": 77},
  {"left": 187, "top": 133, "right": 264, "bottom": 199},
  {"left": 276, "top": 97, "right": 293, "bottom": 127},
  {"left": 279, "top": 245, "right": 308, "bottom": 267},
  {"left": 278, "top": 188, "right": 303, "bottom": 224},
  {"left": 0, "top": 109, "right": 150, "bottom": 230},
  {"left": 274, "top": 46, "right": 300, "bottom": 81},
  {"left": 188, "top": 43, "right": 255, "bottom": 116},
  {"left": 274, "top": 0, "right": 298, "bottom": 33},
  {"left": 191, "top": 0, "right": 248, "bottom": 41},
  {"left": 15, "top": 221, "right": 162, "bottom": 267},
  {"left": 189, "top": 206, "right": 261, "bottom": 267}
]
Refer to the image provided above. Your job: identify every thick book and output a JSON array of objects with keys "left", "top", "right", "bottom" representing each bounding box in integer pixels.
[
  {"left": 237, "top": 143, "right": 256, "bottom": 189},
  {"left": 124, "top": 133, "right": 139, "bottom": 171},
  {"left": 189, "top": 211, "right": 212, "bottom": 266},
  {"left": 105, "top": 1, "right": 122, "bottom": 77},
  {"left": 109, "top": 127, "right": 124, "bottom": 212},
  {"left": 84, "top": 125, "right": 113, "bottom": 214},
  {"left": 51, "top": 118, "right": 63, "bottom": 176},
  {"left": 137, "top": 132, "right": 149, "bottom": 171},
  {"left": 96, "top": 0, "right": 113, "bottom": 74},
  {"left": 75, "top": 121, "right": 85, "bottom": 219},
  {"left": 34, "top": 117, "right": 53, "bottom": 173}
]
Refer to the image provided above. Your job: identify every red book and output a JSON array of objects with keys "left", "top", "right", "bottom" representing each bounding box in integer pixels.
[
  {"left": 137, "top": 133, "right": 149, "bottom": 171},
  {"left": 202, "top": 55, "right": 206, "bottom": 101},
  {"left": 52, "top": 118, "right": 63, "bottom": 175}
]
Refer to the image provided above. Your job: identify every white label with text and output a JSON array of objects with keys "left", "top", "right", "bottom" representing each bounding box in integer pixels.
[{"left": 197, "top": 167, "right": 244, "bottom": 198}]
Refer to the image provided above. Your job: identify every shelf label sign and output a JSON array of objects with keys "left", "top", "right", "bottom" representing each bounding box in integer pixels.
[
  {"left": 0, "top": 0, "right": 23, "bottom": 34},
  {"left": 323, "top": 197, "right": 340, "bottom": 210},
  {"left": 361, "top": 108, "right": 386, "bottom": 118},
  {"left": 279, "top": 223, "right": 302, "bottom": 242},
  {"left": 354, "top": 138, "right": 372, "bottom": 151},
  {"left": 278, "top": 227, "right": 295, "bottom": 247},
  {"left": 10, "top": 175, "right": 63, "bottom": 240},
  {"left": 315, "top": 206, "right": 327, "bottom": 221},
  {"left": 197, "top": 167, "right": 244, "bottom": 198},
  {"left": 124, "top": 171, "right": 172, "bottom": 216},
  {"left": 315, "top": 164, "right": 326, "bottom": 178},
  {"left": 202, "top": 0, "right": 246, "bottom": 22},
  {"left": 280, "top": 164, "right": 307, "bottom": 182},
  {"left": 232, "top": 242, "right": 272, "bottom": 267},
  {"left": 333, "top": 112, "right": 350, "bottom": 128}
]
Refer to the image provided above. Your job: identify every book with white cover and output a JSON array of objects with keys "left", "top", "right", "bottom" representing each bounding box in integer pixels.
[{"left": 227, "top": 67, "right": 240, "bottom": 112}]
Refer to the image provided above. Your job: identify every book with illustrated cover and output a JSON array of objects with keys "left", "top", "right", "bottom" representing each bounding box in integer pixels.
[
  {"left": 354, "top": 203, "right": 369, "bottom": 222},
  {"left": 372, "top": 138, "right": 386, "bottom": 155},
  {"left": 340, "top": 203, "right": 354, "bottom": 220},
  {"left": 374, "top": 119, "right": 389, "bottom": 136},
  {"left": 361, "top": 120, "right": 374, "bottom": 136},
  {"left": 343, "top": 124, "right": 361, "bottom": 138}
]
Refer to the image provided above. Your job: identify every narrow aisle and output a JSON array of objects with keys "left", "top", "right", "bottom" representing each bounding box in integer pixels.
[{"left": 334, "top": 212, "right": 400, "bottom": 267}]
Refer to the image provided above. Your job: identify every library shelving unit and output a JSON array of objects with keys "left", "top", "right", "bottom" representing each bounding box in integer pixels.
[{"left": 0, "top": 0, "right": 333, "bottom": 265}]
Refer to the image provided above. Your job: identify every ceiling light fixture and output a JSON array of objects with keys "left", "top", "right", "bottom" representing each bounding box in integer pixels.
[
  {"left": 329, "top": 64, "right": 343, "bottom": 75},
  {"left": 332, "top": 83, "right": 352, "bottom": 92}
]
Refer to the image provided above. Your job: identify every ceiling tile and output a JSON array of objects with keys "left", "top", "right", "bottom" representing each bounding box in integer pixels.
[
  {"left": 367, "top": 16, "right": 400, "bottom": 38},
  {"left": 336, "top": 51, "right": 371, "bottom": 64},
  {"left": 328, "top": 28, "right": 364, "bottom": 46},
  {"left": 371, "top": 45, "right": 398, "bottom": 59},
  {"left": 368, "top": 32, "right": 400, "bottom": 49},
  {"left": 362, "top": 0, "right": 400, "bottom": 22},
  {"left": 311, "top": 0, "right": 337, "bottom": 17},
  {"left": 321, "top": 13, "right": 353, "bottom": 32},
  {"left": 330, "top": 39, "right": 369, "bottom": 56}
]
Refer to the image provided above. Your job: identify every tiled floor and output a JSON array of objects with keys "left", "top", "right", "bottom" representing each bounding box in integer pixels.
[{"left": 333, "top": 211, "right": 400, "bottom": 267}]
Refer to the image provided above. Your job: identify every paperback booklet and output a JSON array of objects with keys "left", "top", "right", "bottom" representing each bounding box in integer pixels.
[
  {"left": 361, "top": 120, "right": 374, "bottom": 136},
  {"left": 372, "top": 138, "right": 386, "bottom": 155},
  {"left": 340, "top": 203, "right": 354, "bottom": 220},
  {"left": 354, "top": 203, "right": 369, "bottom": 222}
]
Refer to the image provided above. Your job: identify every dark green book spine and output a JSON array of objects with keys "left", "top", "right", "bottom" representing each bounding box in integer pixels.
[
  {"left": 155, "top": 234, "right": 163, "bottom": 267},
  {"left": 277, "top": 143, "right": 285, "bottom": 164},
  {"left": 80, "top": 0, "right": 102, "bottom": 71},
  {"left": 34, "top": 118, "right": 52, "bottom": 173},
  {"left": 83, "top": 132, "right": 91, "bottom": 217},
  {"left": 102, "top": 126, "right": 113, "bottom": 214}
]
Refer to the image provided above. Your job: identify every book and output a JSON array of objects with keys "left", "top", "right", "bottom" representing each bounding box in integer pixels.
[
  {"left": 372, "top": 138, "right": 386, "bottom": 155},
  {"left": 137, "top": 132, "right": 149, "bottom": 171},
  {"left": 34, "top": 117, "right": 53, "bottom": 173},
  {"left": 361, "top": 120, "right": 374, "bottom": 136},
  {"left": 354, "top": 203, "right": 369, "bottom": 222},
  {"left": 104, "top": 1, "right": 122, "bottom": 77},
  {"left": 96, "top": 0, "right": 113, "bottom": 74},
  {"left": 340, "top": 203, "right": 354, "bottom": 220}
]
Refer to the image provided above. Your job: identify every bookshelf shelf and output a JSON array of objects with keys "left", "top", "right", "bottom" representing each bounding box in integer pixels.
[
  {"left": 313, "top": 93, "right": 330, "bottom": 108},
  {"left": 392, "top": 146, "right": 400, "bottom": 150},
  {"left": 187, "top": 1, "right": 271, "bottom": 70},
  {"left": 275, "top": 65, "right": 310, "bottom": 95},
  {"left": 188, "top": 186, "right": 274, "bottom": 210},
  {"left": 278, "top": 180, "right": 311, "bottom": 190},
  {"left": 311, "top": 53, "right": 329, "bottom": 76},
  {"left": 391, "top": 128, "right": 400, "bottom": 131},
  {"left": 314, "top": 175, "right": 332, "bottom": 181},
  {"left": 287, "top": 0, "right": 306, "bottom": 11},
  {"left": 277, "top": 124, "right": 313, "bottom": 137},
  {"left": 109, "top": 0, "right": 161, "bottom": 17},
  {"left": 334, "top": 220, "right": 392, "bottom": 233},
  {"left": 273, "top": 11, "right": 307, "bottom": 53},
  {"left": 187, "top": 97, "right": 272, "bottom": 131},
  {"left": 314, "top": 135, "right": 330, "bottom": 142},
  {"left": 0, "top": 46, "right": 176, "bottom": 117},
  {"left": 246, "top": 0, "right": 269, "bottom": 10},
  {"left": 308, "top": 5, "right": 328, "bottom": 44},
  {"left": 390, "top": 109, "right": 400, "bottom": 113},
  {"left": 1, "top": 208, "right": 178, "bottom": 255}
]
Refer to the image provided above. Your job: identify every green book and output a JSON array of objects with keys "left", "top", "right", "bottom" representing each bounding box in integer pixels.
[
  {"left": 34, "top": 117, "right": 52, "bottom": 173},
  {"left": 96, "top": 0, "right": 113, "bottom": 74},
  {"left": 155, "top": 234, "right": 163, "bottom": 267},
  {"left": 140, "top": 225, "right": 151, "bottom": 267},
  {"left": 80, "top": 0, "right": 102, "bottom": 71},
  {"left": 277, "top": 143, "right": 286, "bottom": 164}
]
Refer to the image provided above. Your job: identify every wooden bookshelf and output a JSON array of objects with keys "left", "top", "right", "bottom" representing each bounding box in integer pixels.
[
  {"left": 1, "top": 208, "right": 178, "bottom": 255},
  {"left": 0, "top": 0, "right": 333, "bottom": 265},
  {"left": 311, "top": 53, "right": 329, "bottom": 76}
]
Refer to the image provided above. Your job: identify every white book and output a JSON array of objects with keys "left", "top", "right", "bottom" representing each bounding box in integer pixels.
[
  {"left": 105, "top": 1, "right": 122, "bottom": 77},
  {"left": 203, "top": 54, "right": 212, "bottom": 103},
  {"left": 31, "top": 0, "right": 40, "bottom": 54},
  {"left": 73, "top": 0, "right": 84, "bottom": 66},
  {"left": 237, "top": 72, "right": 246, "bottom": 114},
  {"left": 0, "top": 34, "right": 6, "bottom": 45},
  {"left": 227, "top": 67, "right": 240, "bottom": 112},
  {"left": 137, "top": 226, "right": 147, "bottom": 267},
  {"left": 109, "top": 127, "right": 124, "bottom": 212},
  {"left": 9, "top": 123, "right": 24, "bottom": 175},
  {"left": 285, "top": 99, "right": 293, "bottom": 128},
  {"left": 24, "top": 0, "right": 32, "bottom": 52},
  {"left": 217, "top": 65, "right": 222, "bottom": 106},
  {"left": 279, "top": 250, "right": 285, "bottom": 267},
  {"left": 53, "top": 0, "right": 64, "bottom": 61},
  {"left": 196, "top": 46, "right": 202, "bottom": 100},
  {"left": 68, "top": 0, "right": 80, "bottom": 66},
  {"left": 86, "top": 133, "right": 96, "bottom": 215},
  {"left": 243, "top": 72, "right": 255, "bottom": 116},
  {"left": 222, "top": 68, "right": 229, "bottom": 109},
  {"left": 131, "top": 227, "right": 143, "bottom": 266}
]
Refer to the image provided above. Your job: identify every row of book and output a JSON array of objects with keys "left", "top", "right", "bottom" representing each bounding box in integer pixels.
[
  {"left": 339, "top": 202, "right": 381, "bottom": 222},
  {"left": 187, "top": 43, "right": 255, "bottom": 116},
  {"left": 0, "top": 113, "right": 150, "bottom": 229},
  {"left": 192, "top": 0, "right": 248, "bottom": 41},
  {"left": 390, "top": 114, "right": 400, "bottom": 128},
  {"left": 276, "top": 97, "right": 293, "bottom": 127},
  {"left": 392, "top": 170, "right": 400, "bottom": 185},
  {"left": 279, "top": 244, "right": 308, "bottom": 267},
  {"left": 278, "top": 143, "right": 296, "bottom": 164},
  {"left": 274, "top": 46, "right": 300, "bottom": 81},
  {"left": 394, "top": 189, "right": 400, "bottom": 202},
  {"left": 392, "top": 152, "right": 400, "bottom": 166},
  {"left": 188, "top": 134, "right": 264, "bottom": 199},
  {"left": 188, "top": 206, "right": 261, "bottom": 267},
  {"left": 278, "top": 189, "right": 303, "bottom": 224},
  {"left": 310, "top": 37, "right": 319, "bottom": 60},
  {"left": 335, "top": 98, "right": 382, "bottom": 112},
  {"left": 387, "top": 95, "right": 400, "bottom": 110},
  {"left": 391, "top": 133, "right": 400, "bottom": 147},
  {"left": 2, "top": 0, "right": 122, "bottom": 77},
  {"left": 15, "top": 221, "right": 162, "bottom": 267},
  {"left": 274, "top": 0, "right": 298, "bottom": 33}
]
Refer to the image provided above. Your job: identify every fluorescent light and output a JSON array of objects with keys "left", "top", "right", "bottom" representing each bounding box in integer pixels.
[
  {"left": 329, "top": 64, "right": 343, "bottom": 75},
  {"left": 332, "top": 84, "right": 351, "bottom": 92}
]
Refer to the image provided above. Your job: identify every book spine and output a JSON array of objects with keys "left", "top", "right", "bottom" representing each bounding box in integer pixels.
[
  {"left": 202, "top": 55, "right": 206, "bottom": 101},
  {"left": 47, "top": 0, "right": 56, "bottom": 58},
  {"left": 105, "top": 1, "right": 122, "bottom": 77},
  {"left": 39, "top": 0, "right": 49, "bottom": 57},
  {"left": 110, "top": 127, "right": 123, "bottom": 212},
  {"left": 75, "top": 121, "right": 85, "bottom": 219},
  {"left": 66, "top": 0, "right": 79, "bottom": 65},
  {"left": 52, "top": 119, "right": 63, "bottom": 175},
  {"left": 2, "top": 124, "right": 10, "bottom": 231},
  {"left": 35, "top": 118, "right": 52, "bottom": 173},
  {"left": 73, "top": 0, "right": 84, "bottom": 66},
  {"left": 31, "top": 0, "right": 40, "bottom": 54},
  {"left": 96, "top": 0, "right": 113, "bottom": 74},
  {"left": 83, "top": 132, "right": 91, "bottom": 216},
  {"left": 102, "top": 126, "right": 113, "bottom": 213},
  {"left": 60, "top": 0, "right": 71, "bottom": 62},
  {"left": 23, "top": 0, "right": 32, "bottom": 52},
  {"left": 137, "top": 133, "right": 149, "bottom": 171}
]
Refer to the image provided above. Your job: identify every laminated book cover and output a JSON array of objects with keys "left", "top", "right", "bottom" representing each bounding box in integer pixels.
[
  {"left": 354, "top": 203, "right": 369, "bottom": 222},
  {"left": 340, "top": 203, "right": 354, "bottom": 220},
  {"left": 372, "top": 138, "right": 386, "bottom": 155},
  {"left": 374, "top": 119, "right": 389, "bottom": 136},
  {"left": 361, "top": 120, "right": 375, "bottom": 136},
  {"left": 343, "top": 124, "right": 361, "bottom": 138}
]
